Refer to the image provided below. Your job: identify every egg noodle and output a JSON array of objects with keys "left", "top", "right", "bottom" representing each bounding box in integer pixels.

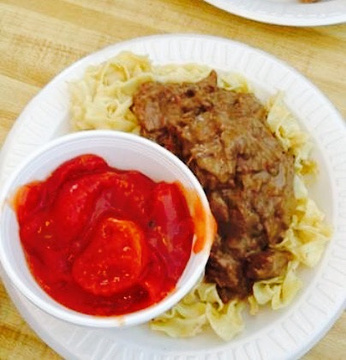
[{"left": 70, "top": 52, "right": 331, "bottom": 341}]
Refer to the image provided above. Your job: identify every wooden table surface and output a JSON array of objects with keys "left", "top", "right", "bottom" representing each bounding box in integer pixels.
[{"left": 1, "top": 0, "right": 346, "bottom": 359}]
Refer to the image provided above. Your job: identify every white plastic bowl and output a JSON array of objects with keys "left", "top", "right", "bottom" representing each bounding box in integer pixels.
[{"left": 0, "top": 130, "right": 215, "bottom": 328}]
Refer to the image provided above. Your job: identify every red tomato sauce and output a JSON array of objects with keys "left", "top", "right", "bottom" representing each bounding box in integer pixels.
[{"left": 14, "top": 154, "right": 195, "bottom": 316}]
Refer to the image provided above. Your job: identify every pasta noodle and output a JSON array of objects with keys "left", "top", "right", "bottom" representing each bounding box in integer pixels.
[{"left": 70, "top": 52, "right": 331, "bottom": 341}]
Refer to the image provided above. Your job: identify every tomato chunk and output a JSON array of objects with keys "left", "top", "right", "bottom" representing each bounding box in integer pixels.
[{"left": 72, "top": 217, "right": 147, "bottom": 296}]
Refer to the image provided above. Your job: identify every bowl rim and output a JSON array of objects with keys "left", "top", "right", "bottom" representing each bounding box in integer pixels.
[{"left": 0, "top": 129, "right": 215, "bottom": 327}]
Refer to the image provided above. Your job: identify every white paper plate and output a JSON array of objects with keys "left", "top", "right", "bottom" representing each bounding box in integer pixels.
[
  {"left": 1, "top": 34, "right": 346, "bottom": 360},
  {"left": 204, "top": 0, "right": 346, "bottom": 26}
]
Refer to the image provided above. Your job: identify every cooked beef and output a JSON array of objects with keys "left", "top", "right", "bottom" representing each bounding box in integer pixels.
[
  {"left": 132, "top": 71, "right": 295, "bottom": 302},
  {"left": 245, "top": 250, "right": 293, "bottom": 281}
]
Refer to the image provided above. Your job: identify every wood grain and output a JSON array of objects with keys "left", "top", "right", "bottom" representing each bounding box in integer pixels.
[{"left": 0, "top": 0, "right": 345, "bottom": 359}]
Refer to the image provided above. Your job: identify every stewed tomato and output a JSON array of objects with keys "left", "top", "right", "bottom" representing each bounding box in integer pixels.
[{"left": 14, "top": 154, "right": 195, "bottom": 316}]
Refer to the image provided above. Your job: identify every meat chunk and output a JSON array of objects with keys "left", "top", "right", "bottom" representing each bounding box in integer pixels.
[
  {"left": 206, "top": 236, "right": 250, "bottom": 301},
  {"left": 246, "top": 250, "right": 293, "bottom": 281},
  {"left": 132, "top": 71, "right": 296, "bottom": 301}
]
